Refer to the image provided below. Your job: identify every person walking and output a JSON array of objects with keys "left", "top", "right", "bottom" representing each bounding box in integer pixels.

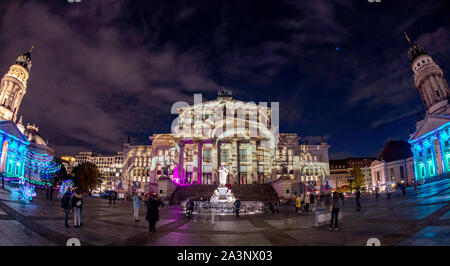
[
  {"left": 401, "top": 183, "right": 406, "bottom": 198},
  {"left": 304, "top": 193, "right": 310, "bottom": 212},
  {"left": 112, "top": 192, "right": 116, "bottom": 205},
  {"left": 61, "top": 189, "right": 72, "bottom": 228},
  {"left": 329, "top": 192, "right": 340, "bottom": 231},
  {"left": 186, "top": 198, "right": 194, "bottom": 219},
  {"left": 108, "top": 193, "right": 112, "bottom": 205},
  {"left": 387, "top": 188, "right": 391, "bottom": 200},
  {"left": 295, "top": 195, "right": 302, "bottom": 213},
  {"left": 375, "top": 187, "right": 379, "bottom": 199},
  {"left": 146, "top": 192, "right": 160, "bottom": 232},
  {"left": 133, "top": 192, "right": 142, "bottom": 222},
  {"left": 71, "top": 189, "right": 83, "bottom": 228},
  {"left": 310, "top": 193, "right": 315, "bottom": 212},
  {"left": 49, "top": 184, "right": 54, "bottom": 201},
  {"left": 234, "top": 198, "right": 241, "bottom": 217},
  {"left": 355, "top": 188, "right": 362, "bottom": 212}
]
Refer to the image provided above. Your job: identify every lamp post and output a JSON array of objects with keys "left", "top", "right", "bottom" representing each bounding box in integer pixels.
[{"left": 348, "top": 176, "right": 355, "bottom": 194}]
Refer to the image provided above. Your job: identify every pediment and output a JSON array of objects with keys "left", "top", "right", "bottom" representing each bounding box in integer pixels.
[
  {"left": 0, "top": 120, "right": 30, "bottom": 145},
  {"left": 409, "top": 115, "right": 450, "bottom": 142}
]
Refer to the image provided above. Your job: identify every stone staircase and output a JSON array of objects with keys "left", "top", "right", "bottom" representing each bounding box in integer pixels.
[
  {"left": 169, "top": 184, "right": 278, "bottom": 205},
  {"left": 170, "top": 184, "right": 217, "bottom": 204},
  {"left": 230, "top": 184, "right": 278, "bottom": 202}
]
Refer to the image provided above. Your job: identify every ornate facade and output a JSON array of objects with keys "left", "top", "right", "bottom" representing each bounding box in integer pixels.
[
  {"left": 407, "top": 33, "right": 450, "bottom": 182},
  {"left": 122, "top": 91, "right": 331, "bottom": 197},
  {"left": 0, "top": 48, "right": 57, "bottom": 186}
]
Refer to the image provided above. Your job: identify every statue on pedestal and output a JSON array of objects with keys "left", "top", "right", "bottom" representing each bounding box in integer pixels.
[{"left": 218, "top": 163, "right": 228, "bottom": 187}]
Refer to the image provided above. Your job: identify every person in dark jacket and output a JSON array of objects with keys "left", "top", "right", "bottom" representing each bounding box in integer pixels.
[
  {"left": 355, "top": 188, "right": 362, "bottom": 212},
  {"left": 61, "top": 189, "right": 72, "bottom": 228},
  {"left": 234, "top": 198, "right": 241, "bottom": 217},
  {"left": 329, "top": 192, "right": 340, "bottom": 230},
  {"left": 186, "top": 198, "right": 194, "bottom": 219},
  {"left": 108, "top": 193, "right": 112, "bottom": 205},
  {"left": 146, "top": 192, "right": 160, "bottom": 232}
]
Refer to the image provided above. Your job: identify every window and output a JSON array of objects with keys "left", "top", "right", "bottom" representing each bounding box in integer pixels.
[
  {"left": 390, "top": 168, "right": 395, "bottom": 180},
  {"left": 186, "top": 150, "right": 193, "bottom": 162},
  {"left": 239, "top": 149, "right": 247, "bottom": 162},
  {"left": 257, "top": 150, "right": 264, "bottom": 161},
  {"left": 221, "top": 149, "right": 230, "bottom": 162},
  {"left": 203, "top": 149, "right": 212, "bottom": 163},
  {"left": 436, "top": 90, "right": 440, "bottom": 97},
  {"left": 400, "top": 166, "right": 404, "bottom": 179}
]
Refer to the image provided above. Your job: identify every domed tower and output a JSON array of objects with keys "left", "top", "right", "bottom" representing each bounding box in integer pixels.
[
  {"left": 406, "top": 33, "right": 450, "bottom": 115},
  {"left": 0, "top": 46, "right": 33, "bottom": 122}
]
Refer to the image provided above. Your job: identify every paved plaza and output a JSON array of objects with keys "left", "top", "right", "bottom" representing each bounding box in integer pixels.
[{"left": 1, "top": 179, "right": 450, "bottom": 246}]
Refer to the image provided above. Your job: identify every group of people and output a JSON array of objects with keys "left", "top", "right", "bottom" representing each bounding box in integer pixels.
[
  {"left": 60, "top": 188, "right": 84, "bottom": 228},
  {"left": 132, "top": 192, "right": 161, "bottom": 232},
  {"left": 295, "top": 192, "right": 329, "bottom": 213}
]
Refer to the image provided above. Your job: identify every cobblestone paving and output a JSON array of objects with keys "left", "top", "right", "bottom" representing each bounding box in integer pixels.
[{"left": 1, "top": 179, "right": 450, "bottom": 246}]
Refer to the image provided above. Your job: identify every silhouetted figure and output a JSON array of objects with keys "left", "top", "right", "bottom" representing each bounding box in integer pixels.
[
  {"left": 355, "top": 188, "right": 361, "bottom": 212},
  {"left": 234, "top": 198, "right": 241, "bottom": 217},
  {"left": 329, "top": 192, "right": 340, "bottom": 231},
  {"left": 146, "top": 193, "right": 160, "bottom": 232}
]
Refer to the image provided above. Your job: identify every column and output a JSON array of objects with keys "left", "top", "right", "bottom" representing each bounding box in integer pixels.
[
  {"left": 438, "top": 134, "right": 447, "bottom": 173},
  {"left": 235, "top": 140, "right": 240, "bottom": 184},
  {"left": 198, "top": 141, "right": 203, "bottom": 184},
  {"left": 193, "top": 141, "right": 198, "bottom": 184},
  {"left": 178, "top": 141, "right": 184, "bottom": 184},
  {"left": 212, "top": 140, "right": 218, "bottom": 184},
  {"left": 422, "top": 145, "right": 427, "bottom": 178}
]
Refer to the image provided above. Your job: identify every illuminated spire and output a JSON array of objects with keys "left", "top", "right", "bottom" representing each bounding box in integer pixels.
[{"left": 404, "top": 32, "right": 411, "bottom": 44}]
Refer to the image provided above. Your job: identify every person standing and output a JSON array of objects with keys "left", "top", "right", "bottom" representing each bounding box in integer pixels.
[
  {"left": 234, "top": 198, "right": 241, "bottom": 217},
  {"left": 186, "top": 198, "right": 194, "bottom": 219},
  {"left": 340, "top": 192, "right": 345, "bottom": 205},
  {"left": 146, "top": 192, "right": 160, "bottom": 232},
  {"left": 387, "top": 188, "right": 391, "bottom": 200},
  {"left": 304, "top": 193, "right": 310, "bottom": 212},
  {"left": 71, "top": 189, "right": 83, "bottom": 228},
  {"left": 133, "top": 192, "right": 142, "bottom": 222},
  {"left": 61, "top": 189, "right": 72, "bottom": 228},
  {"left": 112, "top": 192, "right": 116, "bottom": 205},
  {"left": 329, "top": 192, "right": 340, "bottom": 231},
  {"left": 310, "top": 193, "right": 315, "bottom": 212},
  {"left": 49, "top": 184, "right": 54, "bottom": 201},
  {"left": 108, "top": 193, "right": 112, "bottom": 205},
  {"left": 375, "top": 187, "right": 379, "bottom": 199},
  {"left": 401, "top": 183, "right": 406, "bottom": 198},
  {"left": 355, "top": 188, "right": 362, "bottom": 212},
  {"left": 295, "top": 195, "right": 302, "bottom": 213}
]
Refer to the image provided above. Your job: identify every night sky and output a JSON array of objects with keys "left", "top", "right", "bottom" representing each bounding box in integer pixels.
[{"left": 0, "top": 0, "right": 449, "bottom": 158}]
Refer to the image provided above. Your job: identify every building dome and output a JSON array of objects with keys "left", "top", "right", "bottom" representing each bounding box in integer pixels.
[
  {"left": 24, "top": 123, "right": 47, "bottom": 146},
  {"left": 14, "top": 46, "right": 33, "bottom": 72}
]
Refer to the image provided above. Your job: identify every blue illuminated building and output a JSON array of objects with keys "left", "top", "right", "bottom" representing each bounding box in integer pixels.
[{"left": 406, "top": 33, "right": 450, "bottom": 183}]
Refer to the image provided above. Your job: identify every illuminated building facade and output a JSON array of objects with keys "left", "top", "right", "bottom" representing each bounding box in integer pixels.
[
  {"left": 371, "top": 140, "right": 415, "bottom": 191},
  {"left": 406, "top": 33, "right": 450, "bottom": 183},
  {"left": 330, "top": 158, "right": 375, "bottom": 191},
  {"left": 122, "top": 91, "right": 331, "bottom": 197},
  {"left": 0, "top": 48, "right": 58, "bottom": 186},
  {"left": 74, "top": 151, "right": 123, "bottom": 191}
]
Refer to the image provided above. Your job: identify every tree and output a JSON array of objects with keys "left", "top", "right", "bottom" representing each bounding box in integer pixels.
[
  {"left": 71, "top": 162, "right": 101, "bottom": 193},
  {"left": 348, "top": 166, "right": 365, "bottom": 192}
]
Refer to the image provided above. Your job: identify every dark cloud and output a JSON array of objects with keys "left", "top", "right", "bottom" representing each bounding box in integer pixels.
[{"left": 0, "top": 0, "right": 448, "bottom": 159}]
